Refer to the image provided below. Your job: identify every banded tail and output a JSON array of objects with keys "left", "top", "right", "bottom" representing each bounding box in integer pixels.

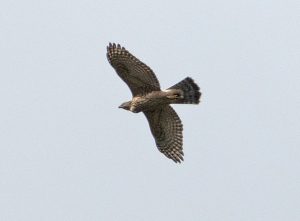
[{"left": 169, "top": 77, "right": 201, "bottom": 104}]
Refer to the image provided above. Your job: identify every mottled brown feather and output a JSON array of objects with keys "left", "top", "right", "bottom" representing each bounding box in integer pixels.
[
  {"left": 106, "top": 43, "right": 160, "bottom": 96},
  {"left": 144, "top": 105, "right": 184, "bottom": 163}
]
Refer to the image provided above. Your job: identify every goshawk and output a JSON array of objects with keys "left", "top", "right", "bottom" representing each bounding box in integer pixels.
[{"left": 107, "top": 43, "right": 201, "bottom": 163}]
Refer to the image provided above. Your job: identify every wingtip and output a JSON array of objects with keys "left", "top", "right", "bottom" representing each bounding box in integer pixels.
[
  {"left": 107, "top": 42, "right": 115, "bottom": 49},
  {"left": 169, "top": 151, "right": 184, "bottom": 163},
  {"left": 107, "top": 43, "right": 125, "bottom": 50},
  {"left": 173, "top": 157, "right": 184, "bottom": 164}
]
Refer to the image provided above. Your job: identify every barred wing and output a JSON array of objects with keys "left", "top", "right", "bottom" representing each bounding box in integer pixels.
[
  {"left": 107, "top": 43, "right": 160, "bottom": 96},
  {"left": 144, "top": 105, "right": 184, "bottom": 163}
]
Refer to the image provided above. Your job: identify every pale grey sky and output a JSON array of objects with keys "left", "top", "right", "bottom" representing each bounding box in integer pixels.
[{"left": 0, "top": 0, "right": 299, "bottom": 220}]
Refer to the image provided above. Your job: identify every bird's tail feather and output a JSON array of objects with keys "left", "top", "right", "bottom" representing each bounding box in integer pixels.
[{"left": 168, "top": 77, "right": 201, "bottom": 104}]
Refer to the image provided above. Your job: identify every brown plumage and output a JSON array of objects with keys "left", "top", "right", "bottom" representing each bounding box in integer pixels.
[{"left": 106, "top": 43, "right": 201, "bottom": 163}]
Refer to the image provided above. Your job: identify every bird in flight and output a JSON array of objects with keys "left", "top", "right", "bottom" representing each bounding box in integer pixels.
[{"left": 106, "top": 43, "right": 201, "bottom": 163}]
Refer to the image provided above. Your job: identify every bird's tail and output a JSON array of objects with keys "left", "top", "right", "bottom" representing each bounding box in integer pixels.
[{"left": 168, "top": 77, "right": 201, "bottom": 104}]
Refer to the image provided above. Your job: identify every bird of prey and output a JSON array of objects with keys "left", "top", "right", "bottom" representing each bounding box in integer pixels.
[{"left": 106, "top": 43, "right": 201, "bottom": 163}]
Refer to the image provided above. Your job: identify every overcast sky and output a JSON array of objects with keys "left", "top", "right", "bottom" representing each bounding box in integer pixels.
[{"left": 1, "top": 0, "right": 299, "bottom": 220}]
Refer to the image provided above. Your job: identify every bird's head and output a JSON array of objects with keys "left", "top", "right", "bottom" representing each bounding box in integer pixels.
[{"left": 118, "top": 101, "right": 132, "bottom": 111}]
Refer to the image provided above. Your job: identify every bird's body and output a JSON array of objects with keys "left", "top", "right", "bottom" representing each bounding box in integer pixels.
[
  {"left": 122, "top": 89, "right": 182, "bottom": 113},
  {"left": 106, "top": 43, "right": 201, "bottom": 163}
]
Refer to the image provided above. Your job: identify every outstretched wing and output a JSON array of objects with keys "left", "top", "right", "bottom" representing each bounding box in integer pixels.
[
  {"left": 107, "top": 43, "right": 160, "bottom": 96},
  {"left": 144, "top": 105, "right": 184, "bottom": 163}
]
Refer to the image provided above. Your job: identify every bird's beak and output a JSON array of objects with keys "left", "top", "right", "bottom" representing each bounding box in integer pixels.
[
  {"left": 118, "top": 101, "right": 131, "bottom": 110},
  {"left": 118, "top": 103, "right": 127, "bottom": 109}
]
